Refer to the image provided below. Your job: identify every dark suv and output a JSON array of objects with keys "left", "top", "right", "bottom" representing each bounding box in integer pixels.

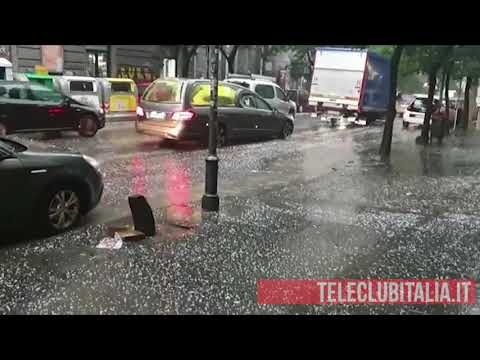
[
  {"left": 0, "top": 81, "right": 106, "bottom": 137},
  {"left": 0, "top": 137, "right": 104, "bottom": 235}
]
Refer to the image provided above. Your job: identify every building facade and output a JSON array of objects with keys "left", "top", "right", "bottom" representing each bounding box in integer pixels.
[{"left": 2, "top": 45, "right": 298, "bottom": 88}]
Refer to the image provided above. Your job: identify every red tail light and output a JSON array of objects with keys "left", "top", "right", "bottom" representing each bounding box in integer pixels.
[
  {"left": 48, "top": 107, "right": 65, "bottom": 114},
  {"left": 103, "top": 102, "right": 110, "bottom": 113},
  {"left": 172, "top": 110, "right": 197, "bottom": 122}
]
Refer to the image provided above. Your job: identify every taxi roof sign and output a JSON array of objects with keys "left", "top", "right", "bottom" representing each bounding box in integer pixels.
[{"left": 35, "top": 65, "right": 48, "bottom": 75}]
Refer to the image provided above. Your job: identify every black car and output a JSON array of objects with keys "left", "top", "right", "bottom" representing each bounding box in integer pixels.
[
  {"left": 135, "top": 79, "right": 294, "bottom": 146},
  {"left": 0, "top": 81, "right": 106, "bottom": 137},
  {"left": 0, "top": 137, "right": 104, "bottom": 235}
]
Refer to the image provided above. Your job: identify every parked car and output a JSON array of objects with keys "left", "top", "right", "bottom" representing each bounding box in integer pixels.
[
  {"left": 135, "top": 78, "right": 294, "bottom": 146},
  {"left": 0, "top": 58, "right": 13, "bottom": 81},
  {"left": 0, "top": 137, "right": 103, "bottom": 235},
  {"left": 0, "top": 81, "right": 105, "bottom": 137},
  {"left": 97, "top": 78, "right": 138, "bottom": 121},
  {"left": 225, "top": 74, "right": 297, "bottom": 118},
  {"left": 402, "top": 96, "right": 455, "bottom": 128},
  {"left": 53, "top": 75, "right": 102, "bottom": 112}
]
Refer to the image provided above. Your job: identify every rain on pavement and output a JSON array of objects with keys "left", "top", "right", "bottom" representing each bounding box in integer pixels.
[{"left": 1, "top": 115, "right": 480, "bottom": 314}]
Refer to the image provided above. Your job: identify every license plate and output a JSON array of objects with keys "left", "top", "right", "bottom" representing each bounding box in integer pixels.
[
  {"left": 149, "top": 111, "right": 166, "bottom": 120},
  {"left": 116, "top": 102, "right": 127, "bottom": 111}
]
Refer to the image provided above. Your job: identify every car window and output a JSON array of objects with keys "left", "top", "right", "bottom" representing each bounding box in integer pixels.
[
  {"left": 255, "top": 84, "right": 275, "bottom": 99},
  {"left": 143, "top": 80, "right": 182, "bottom": 103},
  {"left": 190, "top": 83, "right": 237, "bottom": 107},
  {"left": 254, "top": 95, "right": 272, "bottom": 111},
  {"left": 110, "top": 82, "right": 133, "bottom": 93},
  {"left": 0, "top": 84, "right": 29, "bottom": 101},
  {"left": 239, "top": 93, "right": 258, "bottom": 109},
  {"left": 275, "top": 86, "right": 287, "bottom": 101},
  {"left": 0, "top": 138, "right": 27, "bottom": 153},
  {"left": 29, "top": 84, "right": 64, "bottom": 103},
  {"left": 70, "top": 81, "right": 94, "bottom": 93}
]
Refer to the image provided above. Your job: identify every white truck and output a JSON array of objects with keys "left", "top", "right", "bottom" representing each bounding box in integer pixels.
[
  {"left": 0, "top": 58, "right": 13, "bottom": 81},
  {"left": 308, "top": 47, "right": 391, "bottom": 126}
]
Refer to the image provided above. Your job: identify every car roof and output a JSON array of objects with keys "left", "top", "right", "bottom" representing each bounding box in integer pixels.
[
  {"left": 226, "top": 78, "right": 278, "bottom": 87},
  {"left": 58, "top": 76, "right": 97, "bottom": 81},
  {"left": 0, "top": 80, "right": 29, "bottom": 86}
]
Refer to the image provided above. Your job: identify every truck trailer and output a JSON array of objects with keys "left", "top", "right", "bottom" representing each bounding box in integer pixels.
[{"left": 308, "top": 47, "right": 391, "bottom": 126}]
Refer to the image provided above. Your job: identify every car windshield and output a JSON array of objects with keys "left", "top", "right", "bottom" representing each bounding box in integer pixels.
[{"left": 0, "top": 138, "right": 27, "bottom": 153}]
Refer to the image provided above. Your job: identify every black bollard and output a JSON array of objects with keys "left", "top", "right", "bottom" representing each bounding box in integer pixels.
[{"left": 128, "top": 195, "right": 156, "bottom": 236}]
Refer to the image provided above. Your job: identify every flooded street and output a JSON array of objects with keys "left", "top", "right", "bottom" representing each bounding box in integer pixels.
[{"left": 1, "top": 116, "right": 480, "bottom": 314}]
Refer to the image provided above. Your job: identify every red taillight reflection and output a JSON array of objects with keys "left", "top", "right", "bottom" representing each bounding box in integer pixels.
[
  {"left": 48, "top": 107, "right": 65, "bottom": 114},
  {"left": 131, "top": 155, "right": 147, "bottom": 196}
]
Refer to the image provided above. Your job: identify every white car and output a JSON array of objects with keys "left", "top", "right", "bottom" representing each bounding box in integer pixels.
[
  {"left": 402, "top": 96, "right": 439, "bottom": 127},
  {"left": 225, "top": 74, "right": 297, "bottom": 119}
]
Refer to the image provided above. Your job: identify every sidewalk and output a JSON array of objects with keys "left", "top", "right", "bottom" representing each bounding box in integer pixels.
[{"left": 2, "top": 124, "right": 480, "bottom": 314}]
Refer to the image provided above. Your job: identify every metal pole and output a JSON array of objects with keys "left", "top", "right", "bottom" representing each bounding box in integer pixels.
[
  {"left": 206, "top": 45, "right": 210, "bottom": 79},
  {"left": 201, "top": 45, "right": 220, "bottom": 212}
]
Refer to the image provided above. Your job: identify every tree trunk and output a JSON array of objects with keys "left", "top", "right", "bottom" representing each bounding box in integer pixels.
[
  {"left": 227, "top": 57, "right": 235, "bottom": 74},
  {"left": 464, "top": 76, "right": 472, "bottom": 129},
  {"left": 420, "top": 69, "right": 438, "bottom": 144},
  {"left": 445, "top": 65, "right": 451, "bottom": 120},
  {"left": 379, "top": 45, "right": 404, "bottom": 160},
  {"left": 444, "top": 64, "right": 451, "bottom": 135}
]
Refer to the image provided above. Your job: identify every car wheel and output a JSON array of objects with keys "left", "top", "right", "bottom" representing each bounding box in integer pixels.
[
  {"left": 403, "top": 121, "right": 409, "bottom": 128},
  {"left": 280, "top": 120, "right": 294, "bottom": 139},
  {"left": 40, "top": 187, "right": 82, "bottom": 235},
  {"left": 78, "top": 116, "right": 99, "bottom": 137},
  {"left": 217, "top": 125, "right": 227, "bottom": 147},
  {"left": 0, "top": 122, "right": 7, "bottom": 136}
]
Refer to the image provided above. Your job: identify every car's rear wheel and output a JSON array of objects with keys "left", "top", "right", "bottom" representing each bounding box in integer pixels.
[
  {"left": 280, "top": 120, "right": 294, "bottom": 139},
  {"left": 403, "top": 121, "right": 409, "bottom": 128},
  {"left": 0, "top": 122, "right": 8, "bottom": 136},
  {"left": 40, "top": 187, "right": 82, "bottom": 235},
  {"left": 78, "top": 116, "right": 99, "bottom": 137}
]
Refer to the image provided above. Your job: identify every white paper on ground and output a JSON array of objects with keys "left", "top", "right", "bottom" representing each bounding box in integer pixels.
[{"left": 96, "top": 232, "right": 123, "bottom": 250}]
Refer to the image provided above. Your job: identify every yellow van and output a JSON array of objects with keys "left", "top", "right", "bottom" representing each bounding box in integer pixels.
[{"left": 98, "top": 78, "right": 138, "bottom": 121}]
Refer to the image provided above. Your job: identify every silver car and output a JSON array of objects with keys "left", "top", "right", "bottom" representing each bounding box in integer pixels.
[{"left": 226, "top": 74, "right": 296, "bottom": 119}]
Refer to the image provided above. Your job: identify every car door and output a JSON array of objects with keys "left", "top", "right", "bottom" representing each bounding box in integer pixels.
[
  {"left": 190, "top": 82, "right": 255, "bottom": 139},
  {"left": 236, "top": 91, "right": 265, "bottom": 137},
  {"left": 0, "top": 83, "right": 33, "bottom": 133},
  {"left": 274, "top": 86, "right": 291, "bottom": 114},
  {"left": 27, "top": 83, "right": 70, "bottom": 130},
  {"left": 237, "top": 92, "right": 277, "bottom": 135},
  {"left": 0, "top": 145, "right": 28, "bottom": 230}
]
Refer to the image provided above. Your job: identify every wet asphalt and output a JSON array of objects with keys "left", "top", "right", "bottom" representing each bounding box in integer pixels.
[{"left": 1, "top": 115, "right": 480, "bottom": 314}]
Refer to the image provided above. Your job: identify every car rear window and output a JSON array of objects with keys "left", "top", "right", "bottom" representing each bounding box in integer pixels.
[
  {"left": 190, "top": 83, "right": 237, "bottom": 107},
  {"left": 70, "top": 81, "right": 94, "bottom": 92},
  {"left": 143, "top": 80, "right": 182, "bottom": 103},
  {"left": 111, "top": 82, "right": 133, "bottom": 93},
  {"left": 0, "top": 83, "right": 29, "bottom": 100}
]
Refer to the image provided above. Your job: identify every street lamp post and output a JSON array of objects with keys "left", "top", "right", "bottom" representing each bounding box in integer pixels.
[{"left": 201, "top": 45, "right": 220, "bottom": 212}]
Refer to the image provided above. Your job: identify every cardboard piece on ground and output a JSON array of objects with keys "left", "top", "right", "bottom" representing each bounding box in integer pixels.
[{"left": 117, "top": 229, "right": 146, "bottom": 242}]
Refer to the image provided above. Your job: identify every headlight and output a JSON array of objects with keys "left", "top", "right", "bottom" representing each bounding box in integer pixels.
[{"left": 83, "top": 155, "right": 101, "bottom": 170}]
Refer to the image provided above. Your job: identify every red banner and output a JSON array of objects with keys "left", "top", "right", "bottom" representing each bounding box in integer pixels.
[{"left": 257, "top": 279, "right": 477, "bottom": 305}]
